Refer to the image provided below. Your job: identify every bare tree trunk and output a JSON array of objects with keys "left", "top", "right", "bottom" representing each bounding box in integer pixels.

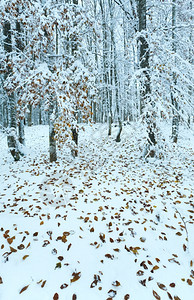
[
  {"left": 18, "top": 120, "right": 25, "bottom": 145},
  {"left": 71, "top": 127, "right": 78, "bottom": 157},
  {"left": 113, "top": 41, "right": 122, "bottom": 142},
  {"left": 93, "top": 101, "right": 97, "bottom": 123},
  {"left": 48, "top": 21, "right": 58, "bottom": 162},
  {"left": 138, "top": 0, "right": 150, "bottom": 114},
  {"left": 70, "top": 0, "right": 79, "bottom": 157},
  {"left": 0, "top": 76, "right": 8, "bottom": 128},
  {"left": 16, "top": 19, "right": 25, "bottom": 146},
  {"left": 108, "top": 0, "right": 122, "bottom": 142},
  {"left": 39, "top": 102, "right": 42, "bottom": 125},
  {"left": 108, "top": 27, "right": 113, "bottom": 136},
  {"left": 100, "top": 0, "right": 111, "bottom": 136},
  {"left": 93, "top": 1, "right": 98, "bottom": 124},
  {"left": 49, "top": 102, "right": 57, "bottom": 162},
  {"left": 138, "top": 0, "right": 156, "bottom": 156},
  {"left": 3, "top": 20, "right": 21, "bottom": 161},
  {"left": 188, "top": 0, "right": 193, "bottom": 127},
  {"left": 27, "top": 104, "right": 33, "bottom": 126},
  {"left": 171, "top": 0, "right": 179, "bottom": 143}
]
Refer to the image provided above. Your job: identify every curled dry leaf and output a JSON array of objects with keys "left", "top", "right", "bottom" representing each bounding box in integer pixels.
[
  {"left": 7, "top": 237, "right": 15, "bottom": 244},
  {"left": 3, "top": 230, "right": 10, "bottom": 239},
  {"left": 58, "top": 256, "right": 64, "bottom": 261},
  {"left": 169, "top": 283, "right": 175, "bottom": 288},
  {"left": 22, "top": 255, "right": 29, "bottom": 260},
  {"left": 67, "top": 243, "right": 72, "bottom": 251},
  {"left": 187, "top": 279, "right": 192, "bottom": 285},
  {"left": 140, "top": 237, "right": 146, "bottom": 242},
  {"left": 153, "top": 290, "right": 161, "bottom": 300},
  {"left": 137, "top": 270, "right": 144, "bottom": 276},
  {"left": 108, "top": 289, "right": 117, "bottom": 297},
  {"left": 112, "top": 280, "right": 121, "bottom": 287},
  {"left": 10, "top": 246, "right": 17, "bottom": 253},
  {"left": 167, "top": 292, "right": 173, "bottom": 300},
  {"left": 63, "top": 232, "right": 70, "bottom": 236},
  {"left": 55, "top": 262, "right": 62, "bottom": 269},
  {"left": 53, "top": 293, "right": 59, "bottom": 300},
  {"left": 60, "top": 283, "right": 68, "bottom": 289},
  {"left": 26, "top": 242, "right": 31, "bottom": 249},
  {"left": 176, "top": 232, "right": 182, "bottom": 236},
  {"left": 105, "top": 254, "right": 114, "bottom": 260},
  {"left": 151, "top": 265, "right": 159, "bottom": 272},
  {"left": 41, "top": 280, "right": 46, "bottom": 288},
  {"left": 157, "top": 282, "right": 167, "bottom": 291},
  {"left": 140, "top": 261, "right": 148, "bottom": 270},
  {"left": 18, "top": 244, "right": 25, "bottom": 250},
  {"left": 113, "top": 248, "right": 120, "bottom": 252},
  {"left": 139, "top": 279, "right": 146, "bottom": 286},
  {"left": 42, "top": 240, "right": 50, "bottom": 247},
  {"left": 19, "top": 285, "right": 29, "bottom": 294},
  {"left": 99, "top": 233, "right": 106, "bottom": 243},
  {"left": 70, "top": 272, "right": 81, "bottom": 283},
  {"left": 90, "top": 274, "right": 101, "bottom": 288}
]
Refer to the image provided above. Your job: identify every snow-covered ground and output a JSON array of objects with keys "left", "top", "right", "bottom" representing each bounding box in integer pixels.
[{"left": 0, "top": 123, "right": 194, "bottom": 300}]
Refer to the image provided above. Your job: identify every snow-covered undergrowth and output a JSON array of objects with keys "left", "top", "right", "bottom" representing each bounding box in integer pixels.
[{"left": 0, "top": 123, "right": 194, "bottom": 300}]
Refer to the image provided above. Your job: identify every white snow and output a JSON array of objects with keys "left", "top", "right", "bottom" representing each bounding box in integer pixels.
[{"left": 0, "top": 123, "right": 194, "bottom": 300}]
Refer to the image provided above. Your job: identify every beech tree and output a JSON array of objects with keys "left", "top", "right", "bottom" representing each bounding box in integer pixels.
[
  {"left": 1, "top": 0, "right": 95, "bottom": 161},
  {"left": 2, "top": 18, "right": 22, "bottom": 161},
  {"left": 112, "top": 0, "right": 193, "bottom": 154}
]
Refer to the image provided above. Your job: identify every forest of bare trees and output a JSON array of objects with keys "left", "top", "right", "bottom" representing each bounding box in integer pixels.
[{"left": 0, "top": 0, "right": 193, "bottom": 161}]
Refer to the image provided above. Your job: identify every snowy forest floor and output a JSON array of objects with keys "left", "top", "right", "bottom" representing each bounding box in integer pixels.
[{"left": 0, "top": 123, "right": 194, "bottom": 300}]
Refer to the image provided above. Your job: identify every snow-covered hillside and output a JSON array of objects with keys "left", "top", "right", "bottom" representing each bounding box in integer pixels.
[{"left": 0, "top": 124, "right": 194, "bottom": 300}]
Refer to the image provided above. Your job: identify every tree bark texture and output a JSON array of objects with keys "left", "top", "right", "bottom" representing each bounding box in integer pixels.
[{"left": 3, "top": 20, "right": 21, "bottom": 161}]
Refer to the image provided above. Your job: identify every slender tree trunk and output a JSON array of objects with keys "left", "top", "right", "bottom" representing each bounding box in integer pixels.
[
  {"left": 171, "top": 0, "right": 179, "bottom": 143},
  {"left": 0, "top": 76, "right": 8, "bottom": 128},
  {"left": 93, "top": 101, "right": 97, "bottom": 123},
  {"left": 3, "top": 20, "right": 21, "bottom": 161},
  {"left": 48, "top": 23, "right": 58, "bottom": 162},
  {"left": 16, "top": 19, "right": 25, "bottom": 146},
  {"left": 27, "top": 104, "right": 33, "bottom": 126},
  {"left": 188, "top": 0, "right": 193, "bottom": 126},
  {"left": 92, "top": 0, "right": 98, "bottom": 124},
  {"left": 18, "top": 120, "right": 25, "bottom": 145},
  {"left": 138, "top": 0, "right": 156, "bottom": 156},
  {"left": 49, "top": 101, "right": 57, "bottom": 162},
  {"left": 70, "top": 0, "right": 79, "bottom": 157},
  {"left": 100, "top": 0, "right": 110, "bottom": 135},
  {"left": 108, "top": 0, "right": 122, "bottom": 142},
  {"left": 108, "top": 24, "right": 113, "bottom": 136},
  {"left": 113, "top": 35, "right": 122, "bottom": 142},
  {"left": 39, "top": 102, "right": 42, "bottom": 125},
  {"left": 42, "top": 4, "right": 57, "bottom": 162},
  {"left": 138, "top": 0, "right": 150, "bottom": 114},
  {"left": 71, "top": 124, "right": 78, "bottom": 157}
]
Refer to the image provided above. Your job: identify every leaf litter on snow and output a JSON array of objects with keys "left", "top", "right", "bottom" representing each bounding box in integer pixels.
[{"left": 0, "top": 123, "right": 194, "bottom": 300}]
